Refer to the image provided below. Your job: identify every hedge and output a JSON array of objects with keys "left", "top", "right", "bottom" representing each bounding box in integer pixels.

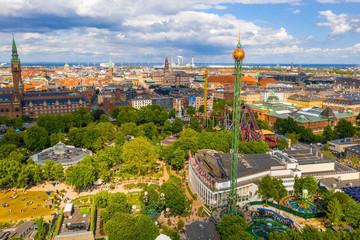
[
  {"left": 54, "top": 210, "right": 64, "bottom": 236},
  {"left": 187, "top": 186, "right": 197, "bottom": 200},
  {"left": 90, "top": 205, "right": 97, "bottom": 232}
]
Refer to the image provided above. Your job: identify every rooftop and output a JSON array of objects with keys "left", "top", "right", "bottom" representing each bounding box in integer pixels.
[{"left": 185, "top": 221, "right": 220, "bottom": 240}]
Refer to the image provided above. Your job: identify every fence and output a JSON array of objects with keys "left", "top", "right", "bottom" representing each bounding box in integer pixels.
[{"left": 248, "top": 201, "right": 325, "bottom": 219}]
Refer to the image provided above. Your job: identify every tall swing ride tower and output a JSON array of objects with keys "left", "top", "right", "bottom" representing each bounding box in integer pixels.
[{"left": 228, "top": 32, "right": 245, "bottom": 217}]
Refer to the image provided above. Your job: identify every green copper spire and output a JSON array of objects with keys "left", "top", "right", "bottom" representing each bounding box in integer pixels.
[
  {"left": 11, "top": 36, "right": 20, "bottom": 62},
  {"left": 109, "top": 58, "right": 113, "bottom": 68}
]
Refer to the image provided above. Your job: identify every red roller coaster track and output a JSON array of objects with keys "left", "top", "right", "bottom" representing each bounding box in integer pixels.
[{"left": 209, "top": 105, "right": 279, "bottom": 147}]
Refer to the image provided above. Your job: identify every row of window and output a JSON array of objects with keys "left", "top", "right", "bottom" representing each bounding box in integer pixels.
[
  {"left": 25, "top": 107, "right": 82, "bottom": 115},
  {"left": 25, "top": 104, "right": 86, "bottom": 111}
]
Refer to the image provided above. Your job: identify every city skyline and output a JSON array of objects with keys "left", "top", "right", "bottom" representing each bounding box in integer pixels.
[{"left": 0, "top": 0, "right": 359, "bottom": 64}]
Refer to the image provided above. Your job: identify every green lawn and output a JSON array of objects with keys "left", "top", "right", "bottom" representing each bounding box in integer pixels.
[
  {"left": 127, "top": 192, "right": 142, "bottom": 209},
  {"left": 80, "top": 207, "right": 91, "bottom": 214},
  {"left": 0, "top": 191, "right": 55, "bottom": 222}
]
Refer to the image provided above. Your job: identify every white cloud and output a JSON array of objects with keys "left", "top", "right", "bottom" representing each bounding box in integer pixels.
[
  {"left": 0, "top": 0, "right": 302, "bottom": 19},
  {"left": 316, "top": 10, "right": 360, "bottom": 36},
  {"left": 292, "top": 9, "right": 301, "bottom": 14},
  {"left": 317, "top": 0, "right": 360, "bottom": 3}
]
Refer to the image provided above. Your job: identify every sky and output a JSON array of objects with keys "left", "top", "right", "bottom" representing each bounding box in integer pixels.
[{"left": 0, "top": 0, "right": 359, "bottom": 64}]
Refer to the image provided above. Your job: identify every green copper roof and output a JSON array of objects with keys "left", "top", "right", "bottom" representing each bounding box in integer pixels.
[
  {"left": 266, "top": 91, "right": 280, "bottom": 104},
  {"left": 109, "top": 58, "right": 113, "bottom": 68},
  {"left": 11, "top": 36, "right": 20, "bottom": 62}
]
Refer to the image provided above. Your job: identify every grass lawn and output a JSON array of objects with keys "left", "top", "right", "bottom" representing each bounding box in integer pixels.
[
  {"left": 127, "top": 192, "right": 142, "bottom": 210},
  {"left": 80, "top": 207, "right": 91, "bottom": 214},
  {"left": 0, "top": 191, "right": 55, "bottom": 223}
]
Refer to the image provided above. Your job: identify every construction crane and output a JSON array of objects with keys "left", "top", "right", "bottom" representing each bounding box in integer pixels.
[
  {"left": 203, "top": 68, "right": 208, "bottom": 124},
  {"left": 228, "top": 31, "right": 245, "bottom": 217}
]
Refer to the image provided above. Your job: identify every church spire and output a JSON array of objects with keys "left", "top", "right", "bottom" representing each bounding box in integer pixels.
[
  {"left": 164, "top": 56, "right": 169, "bottom": 71},
  {"left": 11, "top": 35, "right": 20, "bottom": 62}
]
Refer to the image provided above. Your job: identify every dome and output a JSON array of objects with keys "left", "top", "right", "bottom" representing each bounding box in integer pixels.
[
  {"left": 64, "top": 62, "right": 70, "bottom": 69},
  {"left": 313, "top": 105, "right": 319, "bottom": 108},
  {"left": 347, "top": 110, "right": 353, "bottom": 114},
  {"left": 232, "top": 48, "right": 245, "bottom": 62},
  {"left": 296, "top": 115, "right": 307, "bottom": 123},
  {"left": 54, "top": 142, "right": 66, "bottom": 155},
  {"left": 267, "top": 109, "right": 275, "bottom": 114},
  {"left": 266, "top": 92, "right": 280, "bottom": 103}
]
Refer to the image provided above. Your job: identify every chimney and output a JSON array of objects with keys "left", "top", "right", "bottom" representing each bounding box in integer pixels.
[{"left": 116, "top": 88, "right": 120, "bottom": 101}]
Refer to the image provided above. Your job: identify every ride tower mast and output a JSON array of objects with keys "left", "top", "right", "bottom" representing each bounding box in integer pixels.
[{"left": 228, "top": 31, "right": 245, "bottom": 217}]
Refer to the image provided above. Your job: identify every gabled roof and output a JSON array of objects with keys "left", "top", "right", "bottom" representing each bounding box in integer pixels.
[{"left": 320, "top": 106, "right": 335, "bottom": 117}]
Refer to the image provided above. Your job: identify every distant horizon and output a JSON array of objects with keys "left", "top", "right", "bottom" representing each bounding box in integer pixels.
[{"left": 1, "top": 62, "right": 358, "bottom": 68}]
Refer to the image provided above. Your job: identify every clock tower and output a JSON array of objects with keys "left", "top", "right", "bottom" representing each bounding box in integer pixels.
[{"left": 11, "top": 36, "right": 23, "bottom": 93}]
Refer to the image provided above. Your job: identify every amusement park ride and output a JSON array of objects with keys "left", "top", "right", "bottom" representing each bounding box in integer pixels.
[{"left": 225, "top": 31, "right": 278, "bottom": 217}]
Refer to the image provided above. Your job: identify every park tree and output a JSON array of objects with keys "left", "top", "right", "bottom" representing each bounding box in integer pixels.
[
  {"left": 0, "top": 115, "right": 10, "bottom": 125},
  {"left": 0, "top": 144, "right": 17, "bottom": 159},
  {"left": 323, "top": 124, "right": 336, "bottom": 141},
  {"left": 24, "top": 125, "right": 49, "bottom": 151},
  {"left": 273, "top": 117, "right": 298, "bottom": 135},
  {"left": 187, "top": 106, "right": 196, "bottom": 115},
  {"left": 277, "top": 138, "right": 288, "bottom": 150},
  {"left": 294, "top": 176, "right": 318, "bottom": 195},
  {"left": 169, "top": 148, "right": 186, "bottom": 170},
  {"left": 65, "top": 164, "right": 96, "bottom": 190},
  {"left": 3, "top": 129, "right": 22, "bottom": 147},
  {"left": 82, "top": 128, "right": 101, "bottom": 150},
  {"left": 169, "top": 108, "right": 176, "bottom": 118},
  {"left": 135, "top": 215, "right": 159, "bottom": 240},
  {"left": 119, "top": 122, "right": 138, "bottom": 136},
  {"left": 163, "top": 120, "right": 172, "bottom": 134},
  {"left": 189, "top": 116, "right": 200, "bottom": 131},
  {"left": 298, "top": 126, "right": 316, "bottom": 143},
  {"left": 104, "top": 212, "right": 138, "bottom": 240},
  {"left": 256, "top": 119, "right": 272, "bottom": 131},
  {"left": 138, "top": 122, "right": 158, "bottom": 140},
  {"left": 174, "top": 128, "right": 199, "bottom": 155},
  {"left": 161, "top": 181, "right": 186, "bottom": 215},
  {"left": 10, "top": 117, "right": 23, "bottom": 129},
  {"left": 256, "top": 175, "right": 275, "bottom": 204},
  {"left": 50, "top": 132, "right": 65, "bottom": 146},
  {"left": 114, "top": 132, "right": 126, "bottom": 147},
  {"left": 68, "top": 127, "right": 85, "bottom": 146},
  {"left": 345, "top": 203, "right": 360, "bottom": 228},
  {"left": 326, "top": 198, "right": 344, "bottom": 226},
  {"left": 284, "top": 132, "right": 300, "bottom": 145},
  {"left": 177, "top": 219, "right": 184, "bottom": 230},
  {"left": 198, "top": 105, "right": 204, "bottom": 113},
  {"left": 161, "top": 226, "right": 180, "bottom": 240},
  {"left": 333, "top": 191, "right": 355, "bottom": 213},
  {"left": 303, "top": 176, "right": 318, "bottom": 195},
  {"left": 335, "top": 119, "right": 356, "bottom": 138},
  {"left": 217, "top": 215, "right": 251, "bottom": 240},
  {"left": 34, "top": 218, "right": 47, "bottom": 240},
  {"left": 91, "top": 109, "right": 106, "bottom": 121},
  {"left": 94, "top": 191, "right": 111, "bottom": 208},
  {"left": 273, "top": 178, "right": 287, "bottom": 203},
  {"left": 0, "top": 158, "right": 22, "bottom": 187},
  {"left": 121, "top": 137, "right": 157, "bottom": 174},
  {"left": 172, "top": 117, "right": 183, "bottom": 133},
  {"left": 100, "top": 114, "right": 110, "bottom": 122},
  {"left": 142, "top": 184, "right": 160, "bottom": 206}
]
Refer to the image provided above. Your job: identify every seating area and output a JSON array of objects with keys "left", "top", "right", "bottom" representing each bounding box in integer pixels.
[{"left": 341, "top": 186, "right": 360, "bottom": 202}]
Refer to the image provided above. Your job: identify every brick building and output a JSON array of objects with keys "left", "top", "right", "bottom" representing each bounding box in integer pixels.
[{"left": 0, "top": 37, "right": 90, "bottom": 119}]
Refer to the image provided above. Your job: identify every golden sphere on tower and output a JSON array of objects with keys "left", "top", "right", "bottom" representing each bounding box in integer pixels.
[{"left": 232, "top": 48, "right": 245, "bottom": 62}]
